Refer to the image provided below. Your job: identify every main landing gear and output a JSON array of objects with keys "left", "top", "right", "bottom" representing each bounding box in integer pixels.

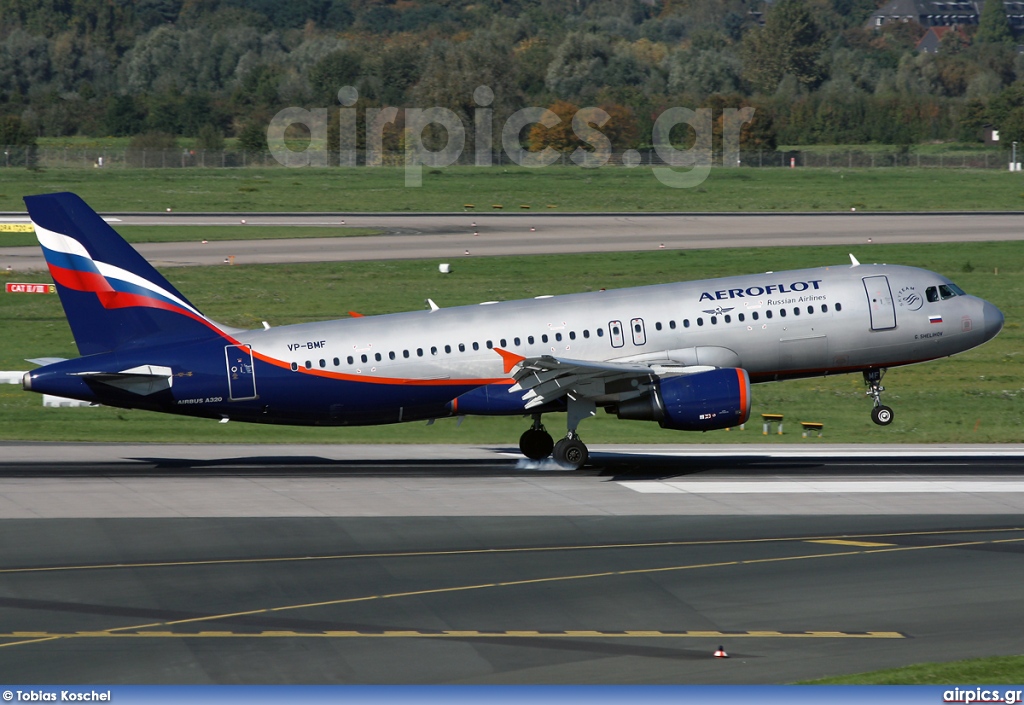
[
  {"left": 519, "top": 414, "right": 554, "bottom": 460},
  {"left": 518, "top": 400, "right": 596, "bottom": 470},
  {"left": 864, "top": 368, "right": 894, "bottom": 426}
]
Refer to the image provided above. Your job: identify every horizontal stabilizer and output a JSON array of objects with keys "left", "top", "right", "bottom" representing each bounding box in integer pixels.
[
  {"left": 26, "top": 357, "right": 68, "bottom": 366},
  {"left": 74, "top": 364, "right": 173, "bottom": 396}
]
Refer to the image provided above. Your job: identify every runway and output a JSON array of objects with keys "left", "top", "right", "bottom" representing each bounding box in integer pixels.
[
  {"left": 3, "top": 212, "right": 1024, "bottom": 271},
  {"left": 1, "top": 444, "right": 1023, "bottom": 684}
]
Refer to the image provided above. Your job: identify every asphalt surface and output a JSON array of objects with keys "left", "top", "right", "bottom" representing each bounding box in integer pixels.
[
  {"left": 2, "top": 445, "right": 1023, "bottom": 684},
  {"left": 3, "top": 212, "right": 1024, "bottom": 271}
]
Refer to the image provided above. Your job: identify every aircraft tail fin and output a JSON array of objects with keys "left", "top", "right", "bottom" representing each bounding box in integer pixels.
[{"left": 25, "top": 192, "right": 225, "bottom": 356}]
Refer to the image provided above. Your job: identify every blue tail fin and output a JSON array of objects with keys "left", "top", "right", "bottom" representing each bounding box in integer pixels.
[{"left": 25, "top": 192, "right": 225, "bottom": 356}]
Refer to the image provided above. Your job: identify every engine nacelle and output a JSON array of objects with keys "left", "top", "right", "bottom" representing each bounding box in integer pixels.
[{"left": 614, "top": 368, "right": 751, "bottom": 431}]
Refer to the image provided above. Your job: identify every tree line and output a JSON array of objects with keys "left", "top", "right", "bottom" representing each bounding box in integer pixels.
[{"left": 2, "top": 0, "right": 1024, "bottom": 153}]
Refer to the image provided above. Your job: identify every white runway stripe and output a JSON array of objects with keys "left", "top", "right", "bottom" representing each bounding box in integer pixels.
[{"left": 618, "top": 480, "right": 1024, "bottom": 494}]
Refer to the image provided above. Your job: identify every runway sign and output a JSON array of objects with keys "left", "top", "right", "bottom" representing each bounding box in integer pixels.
[
  {"left": 5, "top": 282, "right": 56, "bottom": 294},
  {"left": 0, "top": 223, "right": 32, "bottom": 231}
]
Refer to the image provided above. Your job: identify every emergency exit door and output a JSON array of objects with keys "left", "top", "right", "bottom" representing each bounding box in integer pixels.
[{"left": 862, "top": 275, "right": 896, "bottom": 330}]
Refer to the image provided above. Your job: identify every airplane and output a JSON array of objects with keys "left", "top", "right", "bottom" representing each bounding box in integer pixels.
[{"left": 21, "top": 192, "right": 1004, "bottom": 469}]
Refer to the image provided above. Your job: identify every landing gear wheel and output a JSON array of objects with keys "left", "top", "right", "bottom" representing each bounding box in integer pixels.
[
  {"left": 871, "top": 405, "right": 894, "bottom": 426},
  {"left": 519, "top": 428, "right": 554, "bottom": 460},
  {"left": 553, "top": 438, "right": 589, "bottom": 470}
]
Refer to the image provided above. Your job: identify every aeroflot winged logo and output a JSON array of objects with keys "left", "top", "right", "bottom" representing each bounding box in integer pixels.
[
  {"left": 35, "top": 223, "right": 209, "bottom": 323},
  {"left": 699, "top": 279, "right": 824, "bottom": 302}
]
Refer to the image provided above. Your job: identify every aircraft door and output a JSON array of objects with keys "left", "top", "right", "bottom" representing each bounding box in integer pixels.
[
  {"left": 862, "top": 276, "right": 896, "bottom": 330},
  {"left": 609, "top": 320, "right": 624, "bottom": 348},
  {"left": 630, "top": 318, "right": 646, "bottom": 346},
  {"left": 225, "top": 344, "right": 258, "bottom": 400}
]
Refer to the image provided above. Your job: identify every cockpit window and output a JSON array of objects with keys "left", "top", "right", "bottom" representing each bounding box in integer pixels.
[
  {"left": 926, "top": 286, "right": 939, "bottom": 303},
  {"left": 948, "top": 282, "right": 966, "bottom": 296},
  {"left": 938, "top": 284, "right": 957, "bottom": 300}
]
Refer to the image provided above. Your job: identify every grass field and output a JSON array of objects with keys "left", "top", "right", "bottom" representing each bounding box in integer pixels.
[
  {"left": 801, "top": 654, "right": 1024, "bottom": 684},
  {"left": 3, "top": 165, "right": 1024, "bottom": 213},
  {"left": 0, "top": 241, "right": 1019, "bottom": 443},
  {"left": 0, "top": 225, "right": 381, "bottom": 248}
]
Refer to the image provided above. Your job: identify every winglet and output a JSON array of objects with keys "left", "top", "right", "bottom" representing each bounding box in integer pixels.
[
  {"left": 849, "top": 253, "right": 860, "bottom": 267},
  {"left": 494, "top": 347, "right": 526, "bottom": 374}
]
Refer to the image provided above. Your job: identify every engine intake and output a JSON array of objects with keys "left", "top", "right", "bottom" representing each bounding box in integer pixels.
[{"left": 614, "top": 368, "right": 751, "bottom": 431}]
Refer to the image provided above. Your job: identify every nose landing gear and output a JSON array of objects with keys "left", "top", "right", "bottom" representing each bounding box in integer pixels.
[{"left": 864, "top": 368, "right": 894, "bottom": 426}]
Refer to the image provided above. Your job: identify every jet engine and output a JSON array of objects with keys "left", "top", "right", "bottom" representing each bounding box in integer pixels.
[{"left": 612, "top": 367, "right": 750, "bottom": 431}]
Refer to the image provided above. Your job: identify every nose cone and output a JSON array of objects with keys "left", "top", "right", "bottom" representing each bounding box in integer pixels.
[{"left": 983, "top": 300, "right": 1005, "bottom": 341}]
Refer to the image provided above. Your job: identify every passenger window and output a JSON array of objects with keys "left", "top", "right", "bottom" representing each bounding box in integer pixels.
[
  {"left": 417, "top": 348, "right": 423, "bottom": 357},
  {"left": 738, "top": 313, "right": 745, "bottom": 322},
  {"left": 569, "top": 331, "right": 576, "bottom": 340},
  {"left": 290, "top": 362, "right": 298, "bottom": 371},
  {"left": 669, "top": 320, "right": 676, "bottom": 329},
  {"left": 724, "top": 314, "right": 731, "bottom": 323},
  {"left": 305, "top": 361, "right": 312, "bottom": 369},
  {"left": 375, "top": 352, "right": 382, "bottom": 361},
  {"left": 528, "top": 336, "right": 535, "bottom": 344},
  {"left": 683, "top": 319, "right": 690, "bottom": 328},
  {"left": 766, "top": 310, "right": 773, "bottom": 319},
  {"left": 807, "top": 306, "right": 813, "bottom": 314},
  {"left": 836, "top": 303, "right": 843, "bottom": 312},
  {"left": 458, "top": 343, "right": 465, "bottom": 352},
  {"left": 333, "top": 357, "right": 340, "bottom": 366},
  {"left": 821, "top": 304, "right": 828, "bottom": 313},
  {"left": 655, "top": 322, "right": 663, "bottom": 331},
  {"left": 514, "top": 337, "right": 521, "bottom": 346},
  {"left": 360, "top": 354, "right": 368, "bottom": 363},
  {"left": 780, "top": 309, "right": 787, "bottom": 318},
  {"left": 347, "top": 356, "right": 354, "bottom": 365},
  {"left": 926, "top": 286, "right": 939, "bottom": 303},
  {"left": 597, "top": 328, "right": 604, "bottom": 337},
  {"left": 319, "top": 359, "right": 326, "bottom": 368},
  {"left": 793, "top": 307, "right": 799, "bottom": 316},
  {"left": 388, "top": 351, "right": 395, "bottom": 360},
  {"left": 752, "top": 311, "right": 759, "bottom": 320},
  {"left": 710, "top": 316, "right": 717, "bottom": 325},
  {"left": 403, "top": 350, "right": 409, "bottom": 358},
  {"left": 444, "top": 345, "right": 451, "bottom": 354},
  {"left": 430, "top": 346, "right": 437, "bottom": 355},
  {"left": 542, "top": 334, "right": 549, "bottom": 343},
  {"left": 583, "top": 330, "right": 590, "bottom": 339},
  {"left": 555, "top": 333, "right": 562, "bottom": 342},
  {"left": 473, "top": 342, "right": 480, "bottom": 350},
  {"left": 697, "top": 318, "right": 704, "bottom": 326}
]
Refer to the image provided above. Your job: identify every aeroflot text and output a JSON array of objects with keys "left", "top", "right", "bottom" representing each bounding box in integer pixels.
[
  {"left": 943, "top": 689, "right": 1024, "bottom": 704},
  {"left": 698, "top": 280, "right": 823, "bottom": 302},
  {"left": 11, "top": 692, "right": 110, "bottom": 702}
]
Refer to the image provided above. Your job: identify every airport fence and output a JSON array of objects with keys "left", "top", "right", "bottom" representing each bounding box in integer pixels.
[{"left": 0, "top": 146, "right": 1018, "bottom": 170}]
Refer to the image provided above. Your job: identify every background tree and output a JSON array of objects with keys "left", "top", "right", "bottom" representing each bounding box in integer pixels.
[
  {"left": 977, "top": 0, "right": 1014, "bottom": 45},
  {"left": 741, "top": 0, "right": 827, "bottom": 94}
]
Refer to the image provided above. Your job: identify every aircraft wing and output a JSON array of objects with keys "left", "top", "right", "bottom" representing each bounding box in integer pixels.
[{"left": 498, "top": 349, "right": 659, "bottom": 409}]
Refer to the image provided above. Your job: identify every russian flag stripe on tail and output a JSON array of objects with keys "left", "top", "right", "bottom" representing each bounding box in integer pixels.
[{"left": 25, "top": 192, "right": 225, "bottom": 356}]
